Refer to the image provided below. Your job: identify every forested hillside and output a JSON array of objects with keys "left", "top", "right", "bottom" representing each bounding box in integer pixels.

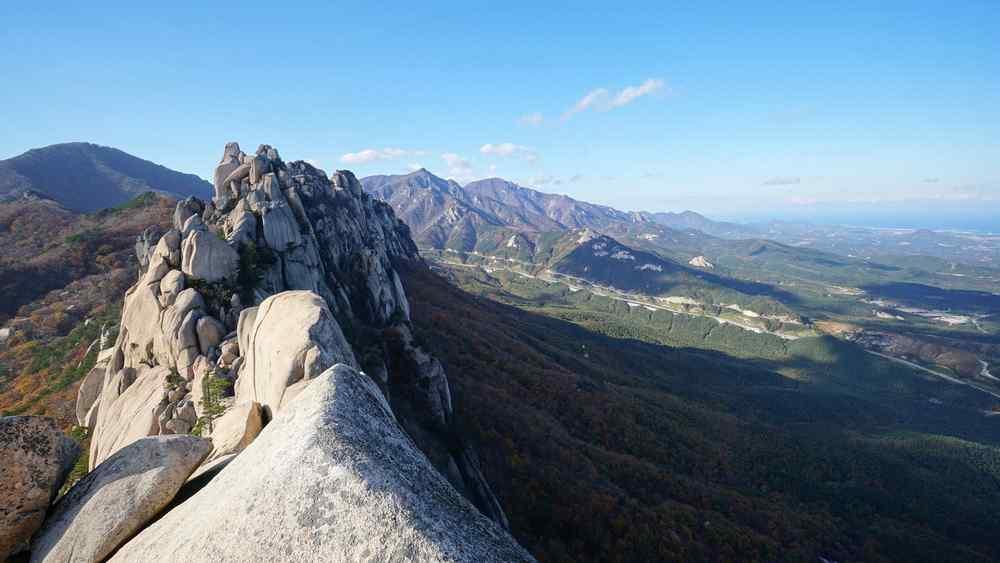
[{"left": 403, "top": 264, "right": 1000, "bottom": 563}]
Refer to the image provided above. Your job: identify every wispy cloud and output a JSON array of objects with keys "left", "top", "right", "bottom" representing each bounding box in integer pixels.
[
  {"left": 762, "top": 176, "right": 801, "bottom": 186},
  {"left": 340, "top": 147, "right": 426, "bottom": 165},
  {"left": 611, "top": 78, "right": 665, "bottom": 108},
  {"left": 563, "top": 88, "right": 609, "bottom": 120},
  {"left": 563, "top": 78, "right": 667, "bottom": 120},
  {"left": 480, "top": 142, "right": 538, "bottom": 162},
  {"left": 441, "top": 153, "right": 475, "bottom": 182},
  {"left": 518, "top": 112, "right": 544, "bottom": 126}
]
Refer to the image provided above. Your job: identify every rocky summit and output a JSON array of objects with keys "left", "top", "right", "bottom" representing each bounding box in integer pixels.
[{"left": 4, "top": 143, "right": 529, "bottom": 562}]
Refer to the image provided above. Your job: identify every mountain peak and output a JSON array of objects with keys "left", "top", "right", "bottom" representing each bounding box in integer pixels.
[{"left": 0, "top": 143, "right": 211, "bottom": 212}]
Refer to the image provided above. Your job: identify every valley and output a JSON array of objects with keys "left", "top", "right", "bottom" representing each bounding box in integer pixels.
[{"left": 361, "top": 169, "right": 1000, "bottom": 407}]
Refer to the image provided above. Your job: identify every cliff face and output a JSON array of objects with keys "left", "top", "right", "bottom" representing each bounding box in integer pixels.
[{"left": 84, "top": 143, "right": 511, "bottom": 529}]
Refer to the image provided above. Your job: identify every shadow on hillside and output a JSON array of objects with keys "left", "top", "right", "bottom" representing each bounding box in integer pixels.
[
  {"left": 688, "top": 267, "right": 803, "bottom": 304},
  {"left": 862, "top": 282, "right": 1000, "bottom": 314},
  {"left": 404, "top": 263, "right": 1000, "bottom": 447}
]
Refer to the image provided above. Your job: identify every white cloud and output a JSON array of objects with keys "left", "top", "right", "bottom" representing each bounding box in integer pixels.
[
  {"left": 563, "top": 78, "right": 667, "bottom": 120},
  {"left": 518, "top": 112, "right": 544, "bottom": 126},
  {"left": 480, "top": 142, "right": 538, "bottom": 162},
  {"left": 340, "top": 147, "right": 426, "bottom": 165},
  {"left": 611, "top": 78, "right": 665, "bottom": 108},
  {"left": 407, "top": 162, "right": 424, "bottom": 171},
  {"left": 441, "top": 153, "right": 476, "bottom": 183},
  {"left": 563, "top": 88, "right": 609, "bottom": 119}
]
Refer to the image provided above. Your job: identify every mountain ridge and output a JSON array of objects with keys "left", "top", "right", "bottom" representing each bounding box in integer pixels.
[{"left": 0, "top": 142, "right": 211, "bottom": 212}]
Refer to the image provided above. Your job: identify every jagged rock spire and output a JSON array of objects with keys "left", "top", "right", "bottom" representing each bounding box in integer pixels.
[{"left": 83, "top": 143, "right": 512, "bottom": 531}]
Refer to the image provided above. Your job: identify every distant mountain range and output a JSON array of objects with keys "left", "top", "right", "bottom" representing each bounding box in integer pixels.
[
  {"left": 361, "top": 169, "right": 806, "bottom": 316},
  {"left": 362, "top": 169, "right": 1000, "bottom": 272},
  {"left": 0, "top": 143, "right": 211, "bottom": 212},
  {"left": 362, "top": 170, "right": 640, "bottom": 247}
]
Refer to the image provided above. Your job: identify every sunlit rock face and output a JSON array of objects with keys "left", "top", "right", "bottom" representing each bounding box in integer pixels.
[
  {"left": 85, "top": 143, "right": 512, "bottom": 529},
  {"left": 109, "top": 365, "right": 534, "bottom": 563}
]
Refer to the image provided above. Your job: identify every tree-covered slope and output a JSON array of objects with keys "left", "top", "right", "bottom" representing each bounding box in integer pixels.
[{"left": 404, "top": 264, "right": 1000, "bottom": 563}]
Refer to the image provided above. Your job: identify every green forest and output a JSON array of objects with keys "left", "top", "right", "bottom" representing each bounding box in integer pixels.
[{"left": 404, "top": 265, "right": 1000, "bottom": 562}]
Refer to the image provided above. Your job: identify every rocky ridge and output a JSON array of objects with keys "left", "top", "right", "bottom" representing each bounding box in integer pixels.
[
  {"left": 25, "top": 142, "right": 526, "bottom": 560},
  {"left": 109, "top": 364, "right": 533, "bottom": 562}
]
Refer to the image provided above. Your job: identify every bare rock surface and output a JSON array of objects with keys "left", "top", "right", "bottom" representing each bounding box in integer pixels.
[
  {"left": 75, "top": 365, "right": 105, "bottom": 427},
  {"left": 234, "top": 291, "right": 356, "bottom": 417},
  {"left": 30, "top": 435, "right": 210, "bottom": 563},
  {"left": 89, "top": 366, "right": 172, "bottom": 470},
  {"left": 206, "top": 401, "right": 262, "bottom": 462},
  {"left": 688, "top": 255, "right": 714, "bottom": 269},
  {"left": 0, "top": 416, "right": 79, "bottom": 560},
  {"left": 82, "top": 142, "right": 515, "bottom": 538},
  {"left": 109, "top": 365, "right": 534, "bottom": 563},
  {"left": 180, "top": 229, "right": 238, "bottom": 282}
]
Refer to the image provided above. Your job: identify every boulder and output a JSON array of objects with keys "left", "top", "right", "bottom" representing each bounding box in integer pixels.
[
  {"left": 248, "top": 155, "right": 270, "bottom": 184},
  {"left": 206, "top": 401, "right": 262, "bottom": 462},
  {"left": 154, "top": 233, "right": 181, "bottom": 269},
  {"left": 181, "top": 214, "right": 207, "bottom": 237},
  {"left": 134, "top": 226, "right": 159, "bottom": 268},
  {"left": 261, "top": 203, "right": 301, "bottom": 252},
  {"left": 158, "top": 269, "right": 185, "bottom": 307},
  {"left": 161, "top": 228, "right": 182, "bottom": 254},
  {"left": 30, "top": 435, "right": 210, "bottom": 563},
  {"left": 218, "top": 338, "right": 239, "bottom": 367},
  {"left": 181, "top": 229, "right": 239, "bottom": 282},
  {"left": 235, "top": 291, "right": 356, "bottom": 417},
  {"left": 195, "top": 316, "right": 226, "bottom": 356},
  {"left": 213, "top": 143, "right": 243, "bottom": 201},
  {"left": 173, "top": 198, "right": 204, "bottom": 233},
  {"left": 222, "top": 163, "right": 251, "bottom": 190},
  {"left": 172, "top": 288, "right": 206, "bottom": 320},
  {"left": 75, "top": 365, "right": 105, "bottom": 427},
  {"left": 0, "top": 416, "right": 79, "bottom": 560},
  {"left": 143, "top": 249, "right": 171, "bottom": 285},
  {"left": 235, "top": 306, "right": 257, "bottom": 361},
  {"left": 226, "top": 203, "right": 257, "bottom": 247},
  {"left": 117, "top": 282, "right": 167, "bottom": 369},
  {"left": 89, "top": 366, "right": 172, "bottom": 470},
  {"left": 109, "top": 365, "right": 533, "bottom": 562}
]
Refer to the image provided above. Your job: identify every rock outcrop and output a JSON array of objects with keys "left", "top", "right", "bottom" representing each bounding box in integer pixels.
[
  {"left": 235, "top": 291, "right": 356, "bottom": 417},
  {"left": 89, "top": 366, "right": 173, "bottom": 470},
  {"left": 688, "top": 255, "right": 714, "bottom": 269},
  {"left": 30, "top": 435, "right": 210, "bottom": 563},
  {"left": 82, "top": 142, "right": 513, "bottom": 533},
  {"left": 74, "top": 364, "right": 105, "bottom": 427},
  {"left": 205, "top": 401, "right": 262, "bottom": 462},
  {"left": 0, "top": 416, "right": 79, "bottom": 559},
  {"left": 109, "top": 365, "right": 533, "bottom": 562}
]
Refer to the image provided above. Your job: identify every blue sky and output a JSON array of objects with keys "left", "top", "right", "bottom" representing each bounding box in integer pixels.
[{"left": 2, "top": 1, "right": 998, "bottom": 226}]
